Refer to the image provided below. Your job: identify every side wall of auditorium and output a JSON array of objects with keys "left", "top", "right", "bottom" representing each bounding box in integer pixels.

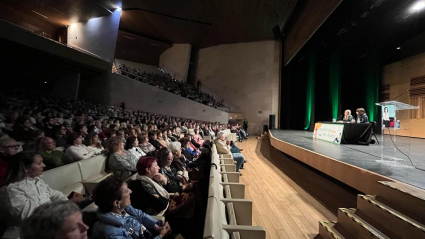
[
  {"left": 196, "top": 41, "right": 281, "bottom": 135},
  {"left": 109, "top": 74, "right": 229, "bottom": 123}
]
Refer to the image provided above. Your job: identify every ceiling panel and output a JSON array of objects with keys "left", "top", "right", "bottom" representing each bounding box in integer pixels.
[{"left": 1, "top": 0, "right": 112, "bottom": 26}]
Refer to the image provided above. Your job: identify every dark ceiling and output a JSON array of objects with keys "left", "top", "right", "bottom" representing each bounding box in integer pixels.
[
  {"left": 1, "top": 0, "right": 299, "bottom": 66},
  {"left": 114, "top": 0, "right": 298, "bottom": 48},
  {"left": 292, "top": 0, "right": 425, "bottom": 65}
]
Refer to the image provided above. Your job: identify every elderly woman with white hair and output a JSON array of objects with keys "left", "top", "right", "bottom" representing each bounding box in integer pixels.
[
  {"left": 213, "top": 131, "right": 245, "bottom": 174},
  {"left": 168, "top": 142, "right": 189, "bottom": 180},
  {"left": 20, "top": 201, "right": 89, "bottom": 239}
]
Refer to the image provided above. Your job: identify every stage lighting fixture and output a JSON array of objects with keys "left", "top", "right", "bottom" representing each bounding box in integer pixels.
[{"left": 412, "top": 1, "right": 425, "bottom": 11}]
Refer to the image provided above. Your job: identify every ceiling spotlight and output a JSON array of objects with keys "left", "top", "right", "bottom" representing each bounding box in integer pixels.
[
  {"left": 412, "top": 1, "right": 425, "bottom": 11},
  {"left": 397, "top": 47, "right": 401, "bottom": 50},
  {"left": 116, "top": 7, "right": 122, "bottom": 11}
]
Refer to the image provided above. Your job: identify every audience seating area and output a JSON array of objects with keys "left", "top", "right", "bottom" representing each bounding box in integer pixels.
[
  {"left": 115, "top": 64, "right": 228, "bottom": 111},
  {"left": 203, "top": 142, "right": 266, "bottom": 239}
]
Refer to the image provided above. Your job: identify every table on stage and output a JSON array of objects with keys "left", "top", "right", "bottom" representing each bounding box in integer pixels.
[{"left": 314, "top": 122, "right": 374, "bottom": 145}]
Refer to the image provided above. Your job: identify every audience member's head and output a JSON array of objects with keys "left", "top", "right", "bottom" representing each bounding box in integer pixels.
[
  {"left": 156, "top": 147, "right": 173, "bottom": 167},
  {"left": 168, "top": 142, "right": 182, "bottom": 157},
  {"left": 93, "top": 176, "right": 131, "bottom": 213},
  {"left": 20, "top": 201, "right": 88, "bottom": 239},
  {"left": 66, "top": 133, "right": 82, "bottom": 146},
  {"left": 179, "top": 137, "right": 190, "bottom": 148},
  {"left": 217, "top": 131, "right": 225, "bottom": 140},
  {"left": 107, "top": 136, "right": 124, "bottom": 154},
  {"left": 0, "top": 137, "right": 19, "bottom": 157},
  {"left": 84, "top": 132, "right": 100, "bottom": 148},
  {"left": 124, "top": 136, "right": 138, "bottom": 150},
  {"left": 136, "top": 156, "right": 158, "bottom": 177},
  {"left": 4, "top": 151, "right": 45, "bottom": 185},
  {"left": 40, "top": 137, "right": 56, "bottom": 152}
]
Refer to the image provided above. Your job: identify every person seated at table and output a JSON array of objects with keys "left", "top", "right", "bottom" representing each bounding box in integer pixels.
[
  {"left": 355, "top": 108, "right": 369, "bottom": 123},
  {"left": 338, "top": 109, "right": 354, "bottom": 123}
]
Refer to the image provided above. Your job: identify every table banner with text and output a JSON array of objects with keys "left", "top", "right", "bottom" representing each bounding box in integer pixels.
[{"left": 313, "top": 123, "right": 344, "bottom": 145}]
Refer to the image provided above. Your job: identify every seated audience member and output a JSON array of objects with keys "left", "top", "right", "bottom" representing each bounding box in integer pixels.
[
  {"left": 214, "top": 131, "right": 245, "bottom": 174},
  {"left": 138, "top": 134, "right": 156, "bottom": 156},
  {"left": 43, "top": 117, "right": 57, "bottom": 138},
  {"left": 12, "top": 117, "right": 35, "bottom": 142},
  {"left": 0, "top": 137, "right": 20, "bottom": 184},
  {"left": 124, "top": 136, "right": 146, "bottom": 159},
  {"left": 102, "top": 129, "right": 116, "bottom": 149},
  {"left": 20, "top": 201, "right": 88, "bottom": 239},
  {"left": 54, "top": 125, "right": 68, "bottom": 147},
  {"left": 84, "top": 133, "right": 104, "bottom": 155},
  {"left": 192, "top": 128, "right": 204, "bottom": 146},
  {"left": 66, "top": 133, "right": 95, "bottom": 162},
  {"left": 107, "top": 136, "right": 137, "bottom": 172},
  {"left": 167, "top": 129, "right": 177, "bottom": 142},
  {"left": 188, "top": 130, "right": 201, "bottom": 149},
  {"left": 91, "top": 176, "right": 171, "bottom": 239},
  {"left": 127, "top": 157, "right": 169, "bottom": 216},
  {"left": 179, "top": 137, "right": 197, "bottom": 162},
  {"left": 149, "top": 131, "right": 162, "bottom": 150},
  {"left": 156, "top": 148, "right": 192, "bottom": 193},
  {"left": 74, "top": 125, "right": 88, "bottom": 140},
  {"left": 1, "top": 151, "right": 67, "bottom": 225},
  {"left": 156, "top": 130, "right": 169, "bottom": 148},
  {"left": 355, "top": 108, "right": 369, "bottom": 123},
  {"left": 168, "top": 142, "right": 189, "bottom": 170},
  {"left": 38, "top": 137, "right": 69, "bottom": 170}
]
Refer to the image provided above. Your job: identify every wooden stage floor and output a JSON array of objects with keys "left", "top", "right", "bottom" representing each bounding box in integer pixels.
[{"left": 269, "top": 129, "right": 425, "bottom": 191}]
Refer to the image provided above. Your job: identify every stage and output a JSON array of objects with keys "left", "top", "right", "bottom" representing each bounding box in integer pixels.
[{"left": 269, "top": 129, "right": 425, "bottom": 192}]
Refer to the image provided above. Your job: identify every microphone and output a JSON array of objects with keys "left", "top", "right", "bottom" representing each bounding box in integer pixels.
[
  {"left": 393, "top": 90, "right": 410, "bottom": 101},
  {"left": 337, "top": 115, "right": 343, "bottom": 120}
]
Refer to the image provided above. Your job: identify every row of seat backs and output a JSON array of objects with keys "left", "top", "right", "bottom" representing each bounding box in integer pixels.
[
  {"left": 204, "top": 142, "right": 266, "bottom": 239},
  {"left": 40, "top": 154, "right": 108, "bottom": 196}
]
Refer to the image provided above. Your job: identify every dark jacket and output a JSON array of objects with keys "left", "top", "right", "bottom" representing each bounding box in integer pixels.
[
  {"left": 128, "top": 179, "right": 169, "bottom": 216},
  {"left": 357, "top": 114, "right": 369, "bottom": 123},
  {"left": 159, "top": 165, "right": 182, "bottom": 193}
]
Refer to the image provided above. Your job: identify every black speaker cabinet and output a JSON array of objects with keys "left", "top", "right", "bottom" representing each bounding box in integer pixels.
[{"left": 269, "top": 115, "right": 276, "bottom": 130}]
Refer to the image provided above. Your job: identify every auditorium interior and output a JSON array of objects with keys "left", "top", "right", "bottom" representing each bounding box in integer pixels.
[{"left": 1, "top": 0, "right": 425, "bottom": 238}]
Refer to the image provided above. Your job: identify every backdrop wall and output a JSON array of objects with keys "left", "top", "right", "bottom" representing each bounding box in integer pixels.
[{"left": 196, "top": 41, "right": 281, "bottom": 135}]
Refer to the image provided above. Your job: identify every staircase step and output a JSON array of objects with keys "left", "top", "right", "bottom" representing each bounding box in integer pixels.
[
  {"left": 337, "top": 208, "right": 389, "bottom": 239},
  {"left": 357, "top": 194, "right": 425, "bottom": 239},
  {"left": 377, "top": 181, "right": 425, "bottom": 225},
  {"left": 319, "top": 221, "right": 346, "bottom": 239}
]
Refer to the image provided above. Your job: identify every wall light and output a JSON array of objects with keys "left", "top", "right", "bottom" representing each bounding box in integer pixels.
[{"left": 397, "top": 47, "right": 401, "bottom": 50}]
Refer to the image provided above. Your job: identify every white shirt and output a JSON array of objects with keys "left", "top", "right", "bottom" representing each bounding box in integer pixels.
[
  {"left": 128, "top": 147, "right": 146, "bottom": 159},
  {"left": 66, "top": 145, "right": 95, "bottom": 162},
  {"left": 87, "top": 145, "right": 104, "bottom": 155},
  {"left": 2, "top": 177, "right": 67, "bottom": 225}
]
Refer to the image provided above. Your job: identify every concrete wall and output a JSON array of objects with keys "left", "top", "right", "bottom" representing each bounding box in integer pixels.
[
  {"left": 67, "top": 10, "right": 121, "bottom": 64},
  {"left": 196, "top": 41, "right": 281, "bottom": 135},
  {"left": 109, "top": 74, "right": 229, "bottom": 123},
  {"left": 114, "top": 59, "right": 168, "bottom": 76},
  {"left": 159, "top": 44, "right": 191, "bottom": 82}
]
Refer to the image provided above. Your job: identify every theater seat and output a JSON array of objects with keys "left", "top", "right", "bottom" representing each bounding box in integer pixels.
[
  {"left": 203, "top": 197, "right": 266, "bottom": 239},
  {"left": 78, "top": 155, "right": 113, "bottom": 193},
  {"left": 40, "top": 162, "right": 85, "bottom": 196}
]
